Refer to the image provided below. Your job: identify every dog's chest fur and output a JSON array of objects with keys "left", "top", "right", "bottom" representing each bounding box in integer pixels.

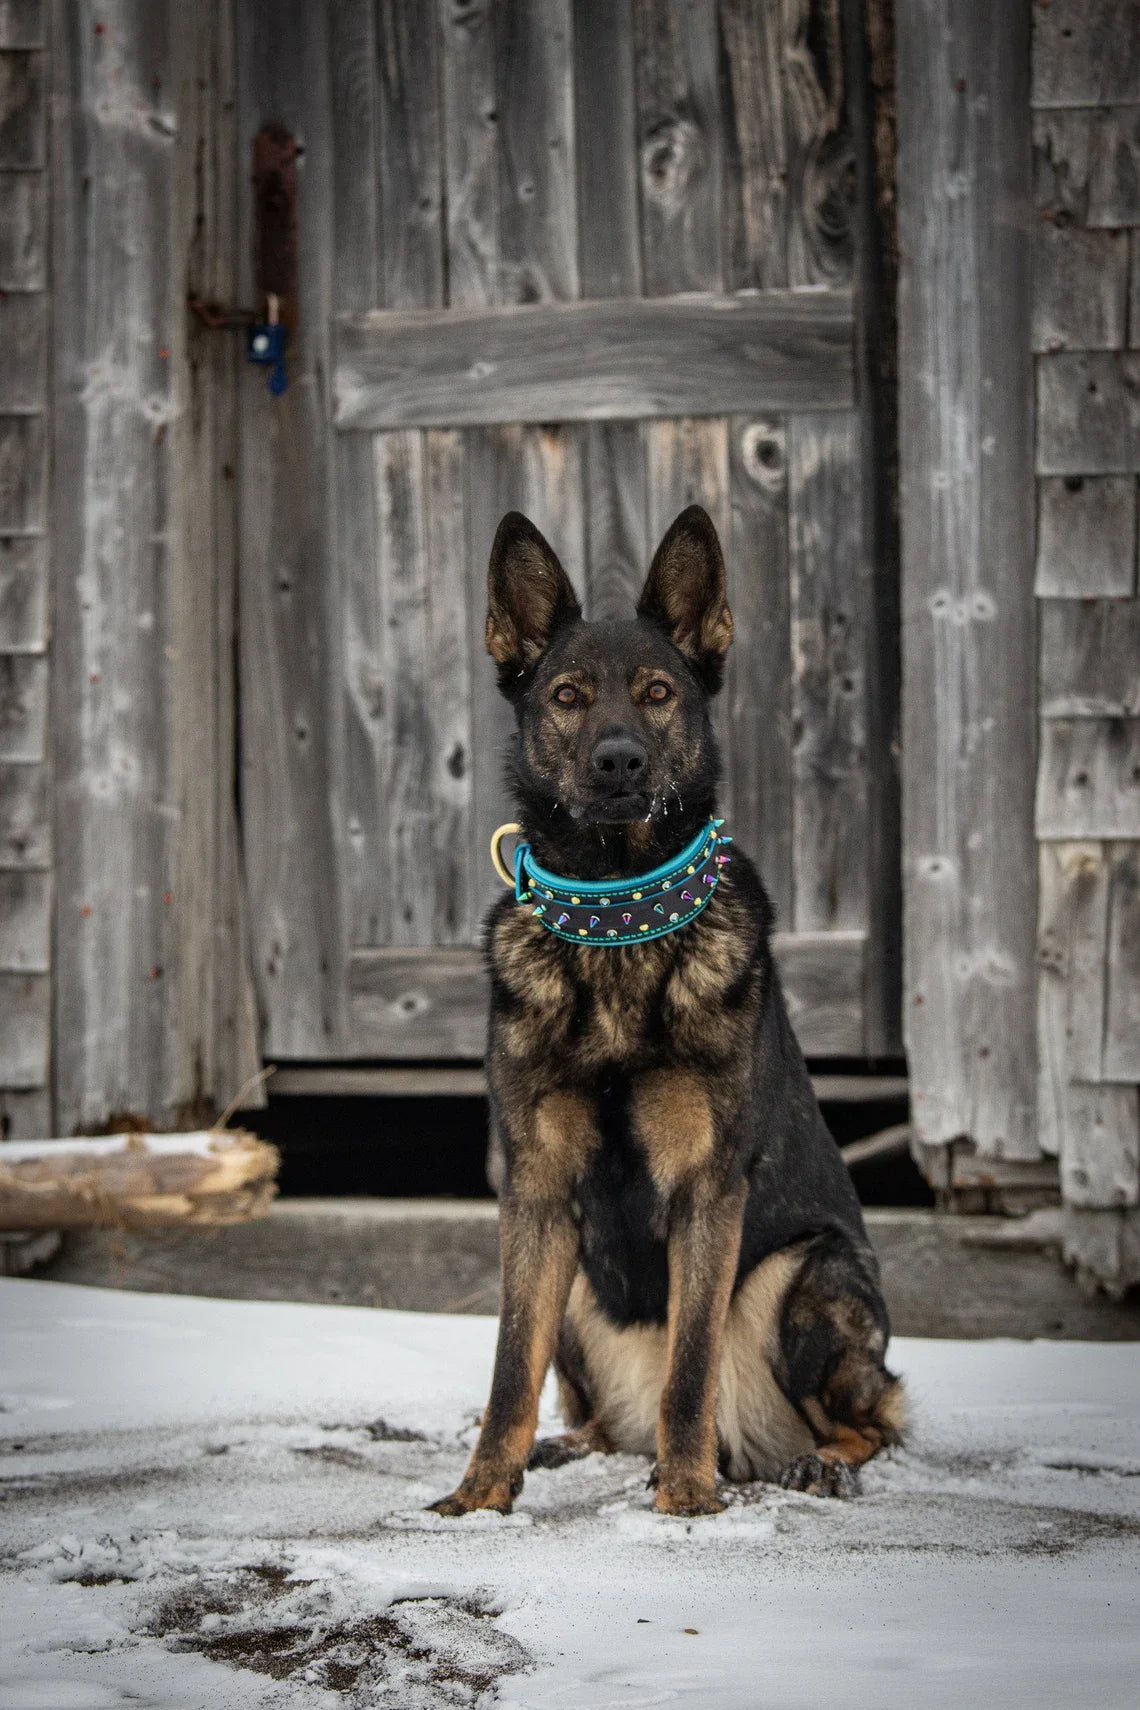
[{"left": 488, "top": 878, "right": 761, "bottom": 1079}]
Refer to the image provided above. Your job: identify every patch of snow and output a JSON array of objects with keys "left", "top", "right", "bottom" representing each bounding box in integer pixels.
[{"left": 1, "top": 1279, "right": 1138, "bottom": 1710}]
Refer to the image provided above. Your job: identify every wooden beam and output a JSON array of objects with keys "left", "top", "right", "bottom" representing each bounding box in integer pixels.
[
  {"left": 347, "top": 931, "right": 867, "bottom": 1061},
  {"left": 0, "top": 1131, "right": 279, "bottom": 1229},
  {"left": 333, "top": 293, "right": 854, "bottom": 430},
  {"left": 896, "top": 0, "right": 1038, "bottom": 1158},
  {"left": 265, "top": 1064, "right": 910, "bottom": 1102}
]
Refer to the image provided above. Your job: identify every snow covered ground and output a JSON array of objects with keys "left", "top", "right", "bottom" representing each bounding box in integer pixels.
[{"left": 1, "top": 1278, "right": 1138, "bottom": 1710}]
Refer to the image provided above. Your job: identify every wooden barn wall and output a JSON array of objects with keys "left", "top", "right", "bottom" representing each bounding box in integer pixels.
[
  {"left": 44, "top": 0, "right": 259, "bottom": 1134},
  {"left": 0, "top": 0, "right": 52, "bottom": 1138},
  {"left": 896, "top": 0, "right": 1040, "bottom": 1175},
  {"left": 1031, "top": 0, "right": 1140, "bottom": 1293}
]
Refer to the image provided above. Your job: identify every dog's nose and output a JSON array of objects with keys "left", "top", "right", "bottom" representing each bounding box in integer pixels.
[{"left": 591, "top": 734, "right": 648, "bottom": 785}]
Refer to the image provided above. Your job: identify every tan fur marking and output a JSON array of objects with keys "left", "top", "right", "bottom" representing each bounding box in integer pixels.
[
  {"left": 563, "top": 1250, "right": 816, "bottom": 1483},
  {"left": 514, "top": 1091, "right": 599, "bottom": 1200},
  {"left": 632, "top": 1070, "right": 716, "bottom": 1193}
]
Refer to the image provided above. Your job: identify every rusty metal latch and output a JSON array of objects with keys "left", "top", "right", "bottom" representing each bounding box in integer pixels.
[{"left": 188, "top": 124, "right": 298, "bottom": 396}]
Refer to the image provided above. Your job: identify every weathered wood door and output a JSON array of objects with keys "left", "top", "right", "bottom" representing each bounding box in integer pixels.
[{"left": 236, "top": 0, "right": 898, "bottom": 1065}]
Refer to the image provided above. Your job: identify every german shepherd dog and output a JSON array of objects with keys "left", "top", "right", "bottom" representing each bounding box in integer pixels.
[{"left": 431, "top": 505, "right": 904, "bottom": 1519}]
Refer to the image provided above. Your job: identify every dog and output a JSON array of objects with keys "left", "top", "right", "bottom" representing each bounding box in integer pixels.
[{"left": 431, "top": 504, "right": 904, "bottom": 1519}]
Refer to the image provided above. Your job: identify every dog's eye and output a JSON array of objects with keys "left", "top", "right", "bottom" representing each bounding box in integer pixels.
[
  {"left": 646, "top": 681, "right": 672, "bottom": 703},
  {"left": 553, "top": 684, "right": 579, "bottom": 707}
]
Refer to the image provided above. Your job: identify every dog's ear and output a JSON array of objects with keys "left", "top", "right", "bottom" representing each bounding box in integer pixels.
[
  {"left": 637, "top": 505, "right": 734, "bottom": 690},
  {"left": 486, "top": 511, "right": 581, "bottom": 685}
]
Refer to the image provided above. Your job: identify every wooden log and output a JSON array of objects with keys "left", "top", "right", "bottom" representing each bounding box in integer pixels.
[
  {"left": 0, "top": 1131, "right": 279, "bottom": 1230},
  {"left": 333, "top": 293, "right": 855, "bottom": 431}
]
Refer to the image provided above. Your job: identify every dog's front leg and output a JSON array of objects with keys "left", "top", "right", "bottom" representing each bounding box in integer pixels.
[
  {"left": 655, "top": 1178, "right": 747, "bottom": 1516},
  {"left": 430, "top": 1189, "right": 579, "bottom": 1515}
]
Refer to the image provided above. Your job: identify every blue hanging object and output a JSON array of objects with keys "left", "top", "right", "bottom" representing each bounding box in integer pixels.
[{"left": 247, "top": 319, "right": 288, "bottom": 395}]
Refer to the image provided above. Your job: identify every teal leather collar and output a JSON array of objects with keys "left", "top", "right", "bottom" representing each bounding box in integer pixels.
[{"left": 514, "top": 818, "right": 730, "bottom": 946}]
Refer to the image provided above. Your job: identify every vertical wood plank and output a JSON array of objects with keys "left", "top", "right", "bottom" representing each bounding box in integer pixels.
[
  {"left": 495, "top": 0, "right": 577, "bottom": 304},
  {"left": 237, "top": 0, "right": 344, "bottom": 1056},
  {"left": 0, "top": 4, "right": 43, "bottom": 49},
  {"left": 0, "top": 653, "right": 44, "bottom": 759},
  {"left": 0, "top": 535, "right": 46, "bottom": 651},
  {"left": 632, "top": 0, "right": 723, "bottom": 294},
  {"left": 0, "top": 291, "right": 46, "bottom": 412},
  {"left": 0, "top": 970, "right": 48, "bottom": 1086},
  {"left": 1033, "top": 0, "right": 1140, "bottom": 107},
  {"left": 377, "top": 0, "right": 443, "bottom": 309},
  {"left": 787, "top": 412, "right": 867, "bottom": 940},
  {"left": 720, "top": 0, "right": 787, "bottom": 289},
  {"left": 342, "top": 434, "right": 385, "bottom": 947},
  {"left": 330, "top": 0, "right": 379, "bottom": 314},
  {"left": 439, "top": 0, "right": 500, "bottom": 310},
  {"left": 573, "top": 0, "right": 641, "bottom": 299},
  {"left": 50, "top": 0, "right": 176, "bottom": 1128},
  {"left": 424, "top": 428, "right": 474, "bottom": 945},
  {"left": 0, "top": 48, "right": 44, "bottom": 167},
  {"left": 584, "top": 422, "right": 649, "bottom": 620},
  {"left": 1055, "top": 1083, "right": 1140, "bottom": 1209},
  {"left": 0, "top": 1087, "right": 52, "bottom": 1140},
  {"left": 783, "top": 0, "right": 855, "bottom": 288},
  {"left": 0, "top": 415, "right": 45, "bottom": 531},
  {"left": 375, "top": 430, "right": 434, "bottom": 947},
  {"left": 0, "top": 173, "right": 46, "bottom": 290},
  {"left": 897, "top": 0, "right": 1037, "bottom": 1157},
  {"left": 1104, "top": 840, "right": 1140, "bottom": 1080},
  {"left": 0, "top": 760, "right": 49, "bottom": 866},
  {"left": 726, "top": 415, "right": 792, "bottom": 925}
]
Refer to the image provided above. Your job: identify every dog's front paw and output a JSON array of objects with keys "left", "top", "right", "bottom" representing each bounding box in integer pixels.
[
  {"left": 779, "top": 1453, "right": 860, "bottom": 1499},
  {"left": 427, "top": 1468, "right": 522, "bottom": 1517},
  {"left": 653, "top": 1477, "right": 726, "bottom": 1517}
]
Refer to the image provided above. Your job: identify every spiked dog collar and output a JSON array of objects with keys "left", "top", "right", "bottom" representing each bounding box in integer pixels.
[{"left": 490, "top": 817, "right": 731, "bottom": 946}]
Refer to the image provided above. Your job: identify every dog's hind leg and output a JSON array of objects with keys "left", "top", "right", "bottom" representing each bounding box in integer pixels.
[{"left": 775, "top": 1233, "right": 906, "bottom": 1498}]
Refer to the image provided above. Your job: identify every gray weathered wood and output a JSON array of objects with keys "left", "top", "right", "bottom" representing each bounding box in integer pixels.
[
  {"left": 495, "top": 0, "right": 576, "bottom": 305},
  {"left": 1032, "top": 112, "right": 1127, "bottom": 351},
  {"left": 0, "top": 1086, "right": 50, "bottom": 1139},
  {"left": 236, "top": 0, "right": 345, "bottom": 1058},
  {"left": 52, "top": 0, "right": 261, "bottom": 1127},
  {"left": 1037, "top": 353, "right": 1140, "bottom": 475},
  {"left": 424, "top": 428, "right": 475, "bottom": 945},
  {"left": 0, "top": 652, "right": 44, "bottom": 759},
  {"left": 897, "top": 0, "right": 1038, "bottom": 1158},
  {"left": 788, "top": 411, "right": 868, "bottom": 935},
  {"left": 0, "top": 534, "right": 45, "bottom": 651},
  {"left": 0, "top": 47, "right": 42, "bottom": 165},
  {"left": 1033, "top": 0, "right": 1140, "bottom": 107},
  {"left": 0, "top": 414, "right": 45, "bottom": 530},
  {"left": 1104, "top": 839, "right": 1140, "bottom": 1080},
  {"left": 0, "top": 969, "right": 47, "bottom": 1085},
  {"left": 334, "top": 293, "right": 855, "bottom": 430},
  {"left": 439, "top": 0, "right": 500, "bottom": 311},
  {"left": 0, "top": 3, "right": 41, "bottom": 48},
  {"left": 1087, "top": 105, "right": 1140, "bottom": 227},
  {"left": 330, "top": 0, "right": 378, "bottom": 314},
  {"left": 1040, "top": 599, "right": 1140, "bottom": 718},
  {"left": 375, "top": 431, "right": 435, "bottom": 947},
  {"left": 0, "top": 290, "right": 45, "bottom": 412},
  {"left": 725, "top": 416, "right": 792, "bottom": 926},
  {"left": 1054, "top": 1082, "right": 1140, "bottom": 1209},
  {"left": 0, "top": 173, "right": 45, "bottom": 290},
  {"left": 720, "top": 0, "right": 787, "bottom": 290},
  {"left": 1035, "top": 475, "right": 1137, "bottom": 597},
  {"left": 1132, "top": 230, "right": 1140, "bottom": 352},
  {"left": 377, "top": 0, "right": 441, "bottom": 309},
  {"left": 1037, "top": 719, "right": 1140, "bottom": 839},
  {"left": 583, "top": 422, "right": 649, "bottom": 620},
  {"left": 1038, "top": 842, "right": 1110, "bottom": 1102},
  {"left": 0, "top": 759, "right": 48, "bottom": 866},
  {"left": 1063, "top": 1203, "right": 1140, "bottom": 1298},
  {"left": 341, "top": 434, "right": 386, "bottom": 949},
  {"left": 784, "top": 0, "right": 854, "bottom": 288},
  {"left": 0, "top": 866, "right": 47, "bottom": 969},
  {"left": 632, "top": 0, "right": 723, "bottom": 295},
  {"left": 349, "top": 931, "right": 866, "bottom": 1061},
  {"left": 573, "top": 0, "right": 641, "bottom": 298}
]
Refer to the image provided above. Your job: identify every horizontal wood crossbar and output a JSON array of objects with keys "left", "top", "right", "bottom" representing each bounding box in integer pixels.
[
  {"left": 267, "top": 1065, "right": 908, "bottom": 1102},
  {"left": 333, "top": 292, "right": 854, "bottom": 430},
  {"left": 345, "top": 931, "right": 867, "bottom": 1061}
]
